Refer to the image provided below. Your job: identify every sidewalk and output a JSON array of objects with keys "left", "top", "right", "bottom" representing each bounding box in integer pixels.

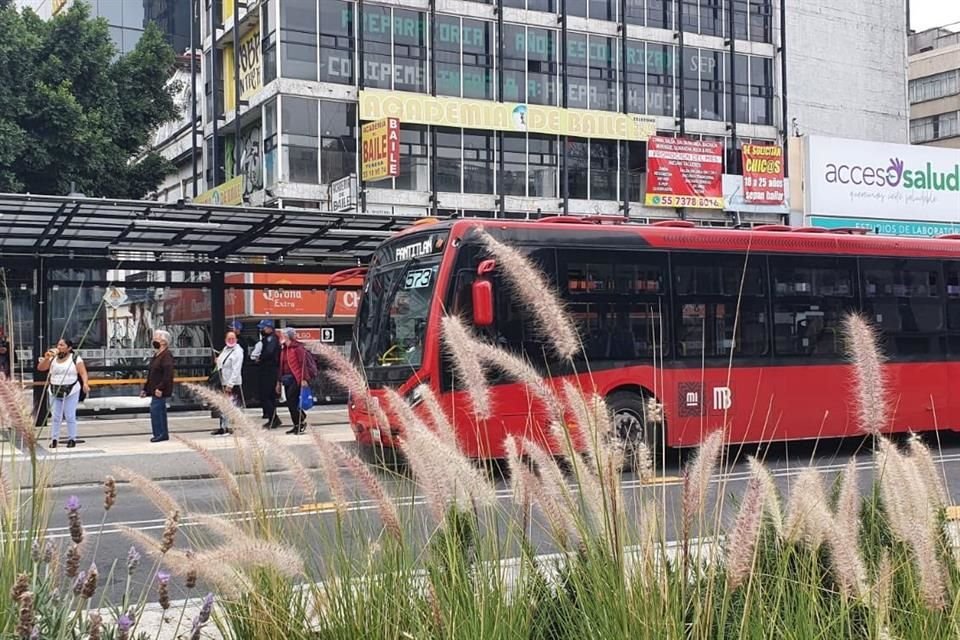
[{"left": 2, "top": 407, "right": 356, "bottom": 488}]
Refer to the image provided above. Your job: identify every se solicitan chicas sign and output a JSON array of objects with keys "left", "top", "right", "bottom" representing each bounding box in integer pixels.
[{"left": 805, "top": 135, "right": 960, "bottom": 223}]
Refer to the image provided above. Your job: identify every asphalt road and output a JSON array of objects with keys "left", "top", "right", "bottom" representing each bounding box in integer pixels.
[{"left": 31, "top": 431, "right": 960, "bottom": 604}]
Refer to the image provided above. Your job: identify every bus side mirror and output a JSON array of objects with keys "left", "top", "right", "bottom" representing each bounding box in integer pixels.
[
  {"left": 472, "top": 259, "right": 496, "bottom": 327},
  {"left": 472, "top": 280, "right": 494, "bottom": 327}
]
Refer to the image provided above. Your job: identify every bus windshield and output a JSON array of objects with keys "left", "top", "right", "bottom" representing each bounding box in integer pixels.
[{"left": 356, "top": 256, "right": 441, "bottom": 369}]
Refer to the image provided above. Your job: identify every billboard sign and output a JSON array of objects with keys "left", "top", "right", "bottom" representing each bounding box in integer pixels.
[
  {"left": 808, "top": 216, "right": 960, "bottom": 238},
  {"left": 645, "top": 136, "right": 725, "bottom": 209},
  {"left": 359, "top": 89, "right": 657, "bottom": 142},
  {"left": 741, "top": 143, "right": 785, "bottom": 204},
  {"left": 193, "top": 176, "right": 244, "bottom": 206},
  {"left": 805, "top": 135, "right": 960, "bottom": 223},
  {"left": 361, "top": 117, "right": 400, "bottom": 182},
  {"left": 330, "top": 174, "right": 356, "bottom": 211}
]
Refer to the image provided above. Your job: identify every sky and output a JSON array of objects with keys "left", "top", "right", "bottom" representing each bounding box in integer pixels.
[{"left": 911, "top": 0, "right": 960, "bottom": 31}]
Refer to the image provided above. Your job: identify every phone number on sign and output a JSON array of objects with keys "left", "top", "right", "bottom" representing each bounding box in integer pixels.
[{"left": 645, "top": 194, "right": 724, "bottom": 209}]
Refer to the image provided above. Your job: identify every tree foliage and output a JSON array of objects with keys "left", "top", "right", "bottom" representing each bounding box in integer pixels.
[{"left": 0, "top": 2, "right": 177, "bottom": 198}]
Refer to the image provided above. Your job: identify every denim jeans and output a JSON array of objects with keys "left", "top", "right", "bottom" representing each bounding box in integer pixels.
[
  {"left": 220, "top": 387, "right": 241, "bottom": 430},
  {"left": 50, "top": 390, "right": 80, "bottom": 441},
  {"left": 150, "top": 396, "right": 169, "bottom": 439}
]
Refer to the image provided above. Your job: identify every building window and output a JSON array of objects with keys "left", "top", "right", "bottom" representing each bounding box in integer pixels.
[
  {"left": 503, "top": 27, "right": 558, "bottom": 106},
  {"left": 319, "top": 0, "right": 354, "bottom": 84},
  {"left": 749, "top": 0, "right": 772, "bottom": 43},
  {"left": 262, "top": 0, "right": 277, "bottom": 84},
  {"left": 590, "top": 36, "right": 617, "bottom": 111},
  {"left": 529, "top": 134, "right": 558, "bottom": 197},
  {"left": 749, "top": 56, "right": 773, "bottom": 125},
  {"left": 625, "top": 41, "right": 645, "bottom": 113},
  {"left": 393, "top": 9, "right": 427, "bottom": 93},
  {"left": 909, "top": 69, "right": 960, "bottom": 104},
  {"left": 567, "top": 138, "right": 589, "bottom": 199},
  {"left": 263, "top": 98, "right": 277, "bottom": 188},
  {"left": 320, "top": 101, "right": 356, "bottom": 184},
  {"left": 436, "top": 128, "right": 462, "bottom": 192},
  {"left": 566, "top": 33, "right": 589, "bottom": 109},
  {"left": 362, "top": 5, "right": 427, "bottom": 92},
  {"left": 281, "top": 96, "right": 318, "bottom": 183},
  {"left": 463, "top": 130, "right": 494, "bottom": 194},
  {"left": 682, "top": 48, "right": 727, "bottom": 121},
  {"left": 280, "top": 0, "right": 318, "bottom": 81},
  {"left": 910, "top": 112, "right": 960, "bottom": 143},
  {"left": 591, "top": 139, "right": 618, "bottom": 200},
  {"left": 435, "top": 17, "right": 495, "bottom": 100},
  {"left": 646, "top": 43, "right": 676, "bottom": 117},
  {"left": 502, "top": 133, "right": 527, "bottom": 196},
  {"left": 395, "top": 125, "right": 429, "bottom": 191}
]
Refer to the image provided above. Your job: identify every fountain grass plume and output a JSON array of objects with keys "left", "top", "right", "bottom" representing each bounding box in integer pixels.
[
  {"left": 0, "top": 374, "right": 36, "bottom": 450},
  {"left": 440, "top": 315, "right": 492, "bottom": 418},
  {"left": 326, "top": 440, "right": 403, "bottom": 543},
  {"left": 747, "top": 457, "right": 783, "bottom": 537},
  {"left": 681, "top": 429, "right": 724, "bottom": 540},
  {"left": 416, "top": 383, "right": 459, "bottom": 449},
  {"left": 784, "top": 467, "right": 831, "bottom": 549},
  {"left": 386, "top": 388, "right": 496, "bottom": 509},
  {"left": 724, "top": 475, "right": 764, "bottom": 590},
  {"left": 842, "top": 314, "right": 887, "bottom": 435},
  {"left": 172, "top": 436, "right": 242, "bottom": 503},
  {"left": 310, "top": 434, "right": 349, "bottom": 517},
  {"left": 470, "top": 336, "right": 565, "bottom": 423},
  {"left": 305, "top": 341, "right": 389, "bottom": 425},
  {"left": 111, "top": 467, "right": 183, "bottom": 517},
  {"left": 477, "top": 229, "right": 579, "bottom": 359},
  {"left": 907, "top": 433, "right": 948, "bottom": 507}
]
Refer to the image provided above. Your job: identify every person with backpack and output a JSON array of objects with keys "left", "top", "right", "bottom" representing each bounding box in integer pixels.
[
  {"left": 278, "top": 327, "right": 317, "bottom": 435},
  {"left": 37, "top": 338, "right": 90, "bottom": 449}
]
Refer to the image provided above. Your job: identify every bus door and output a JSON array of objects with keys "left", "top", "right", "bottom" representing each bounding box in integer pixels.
[{"left": 670, "top": 253, "right": 770, "bottom": 445}]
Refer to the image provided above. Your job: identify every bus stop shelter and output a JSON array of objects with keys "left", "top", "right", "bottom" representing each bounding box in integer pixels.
[{"left": 0, "top": 193, "right": 419, "bottom": 417}]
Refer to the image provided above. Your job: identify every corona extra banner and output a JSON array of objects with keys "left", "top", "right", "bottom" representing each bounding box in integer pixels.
[
  {"left": 361, "top": 117, "right": 400, "bottom": 182},
  {"left": 359, "top": 89, "right": 657, "bottom": 142}
]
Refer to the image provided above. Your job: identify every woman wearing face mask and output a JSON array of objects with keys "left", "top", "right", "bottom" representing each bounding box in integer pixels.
[
  {"left": 211, "top": 330, "right": 243, "bottom": 436},
  {"left": 37, "top": 338, "right": 90, "bottom": 449},
  {"left": 142, "top": 330, "right": 175, "bottom": 443}
]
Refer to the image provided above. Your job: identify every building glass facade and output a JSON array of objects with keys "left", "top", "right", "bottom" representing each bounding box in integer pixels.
[{"left": 203, "top": 0, "right": 784, "bottom": 218}]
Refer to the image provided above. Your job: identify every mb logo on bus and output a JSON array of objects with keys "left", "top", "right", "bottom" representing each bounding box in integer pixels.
[{"left": 713, "top": 387, "right": 732, "bottom": 411}]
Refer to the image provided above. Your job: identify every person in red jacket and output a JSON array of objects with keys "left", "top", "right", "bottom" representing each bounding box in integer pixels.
[{"left": 278, "top": 327, "right": 316, "bottom": 434}]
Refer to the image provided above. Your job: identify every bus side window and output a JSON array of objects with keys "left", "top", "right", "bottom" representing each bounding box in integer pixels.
[
  {"left": 862, "top": 259, "right": 944, "bottom": 357},
  {"left": 559, "top": 249, "right": 668, "bottom": 362},
  {"left": 771, "top": 257, "right": 856, "bottom": 358},
  {"left": 673, "top": 253, "right": 768, "bottom": 359}
]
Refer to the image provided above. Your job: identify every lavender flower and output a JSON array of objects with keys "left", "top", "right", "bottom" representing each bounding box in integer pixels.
[
  {"left": 65, "top": 495, "right": 83, "bottom": 545},
  {"left": 185, "top": 551, "right": 198, "bottom": 589},
  {"left": 87, "top": 612, "right": 103, "bottom": 640},
  {"left": 15, "top": 591, "right": 34, "bottom": 640},
  {"left": 103, "top": 476, "right": 117, "bottom": 512},
  {"left": 126, "top": 546, "right": 141, "bottom": 575},
  {"left": 157, "top": 571, "right": 171, "bottom": 610},
  {"left": 72, "top": 571, "right": 86, "bottom": 597},
  {"left": 10, "top": 573, "right": 29, "bottom": 604},
  {"left": 30, "top": 540, "right": 41, "bottom": 563},
  {"left": 116, "top": 613, "right": 133, "bottom": 640},
  {"left": 65, "top": 544, "right": 81, "bottom": 578},
  {"left": 189, "top": 593, "right": 215, "bottom": 640},
  {"left": 41, "top": 541, "right": 53, "bottom": 564},
  {"left": 80, "top": 564, "right": 98, "bottom": 599}
]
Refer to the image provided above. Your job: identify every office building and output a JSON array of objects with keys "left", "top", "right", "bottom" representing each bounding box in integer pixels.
[
  {"left": 909, "top": 26, "right": 960, "bottom": 148},
  {"left": 169, "top": 0, "right": 908, "bottom": 222}
]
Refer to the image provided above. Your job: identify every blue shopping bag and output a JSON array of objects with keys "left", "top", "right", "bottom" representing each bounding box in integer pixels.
[{"left": 299, "top": 386, "right": 315, "bottom": 411}]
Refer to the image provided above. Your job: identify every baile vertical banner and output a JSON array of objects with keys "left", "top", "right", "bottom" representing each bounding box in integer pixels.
[
  {"left": 741, "top": 143, "right": 785, "bottom": 204},
  {"left": 644, "top": 136, "right": 725, "bottom": 209},
  {"left": 361, "top": 118, "right": 401, "bottom": 182}
]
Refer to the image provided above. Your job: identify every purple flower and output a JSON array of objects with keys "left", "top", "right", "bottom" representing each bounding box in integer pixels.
[
  {"left": 116, "top": 613, "right": 133, "bottom": 631},
  {"left": 126, "top": 547, "right": 141, "bottom": 575},
  {"left": 65, "top": 496, "right": 81, "bottom": 512},
  {"left": 189, "top": 593, "right": 215, "bottom": 640},
  {"left": 157, "top": 571, "right": 170, "bottom": 585},
  {"left": 30, "top": 626, "right": 40, "bottom": 640}
]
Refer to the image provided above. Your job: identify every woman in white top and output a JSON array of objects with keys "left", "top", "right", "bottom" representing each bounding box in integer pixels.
[
  {"left": 211, "top": 330, "right": 243, "bottom": 436},
  {"left": 37, "top": 338, "right": 90, "bottom": 449}
]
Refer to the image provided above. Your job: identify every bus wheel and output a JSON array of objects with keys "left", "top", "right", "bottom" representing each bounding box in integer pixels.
[{"left": 606, "top": 391, "right": 661, "bottom": 471}]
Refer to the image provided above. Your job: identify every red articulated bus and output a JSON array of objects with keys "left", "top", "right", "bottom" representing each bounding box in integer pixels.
[{"left": 346, "top": 216, "right": 960, "bottom": 460}]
